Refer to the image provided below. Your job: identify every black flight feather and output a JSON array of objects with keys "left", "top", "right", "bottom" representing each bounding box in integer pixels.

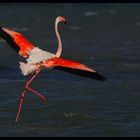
[
  {"left": 0, "top": 26, "right": 20, "bottom": 53},
  {"left": 54, "top": 66, "right": 106, "bottom": 81}
]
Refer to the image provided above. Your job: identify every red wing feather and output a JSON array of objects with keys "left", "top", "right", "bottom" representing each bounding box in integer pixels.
[
  {"left": 43, "top": 57, "right": 106, "bottom": 81},
  {"left": 0, "top": 27, "right": 34, "bottom": 58},
  {"left": 43, "top": 57, "right": 96, "bottom": 72}
]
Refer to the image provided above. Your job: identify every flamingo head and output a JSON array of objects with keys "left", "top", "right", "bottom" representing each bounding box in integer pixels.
[{"left": 56, "top": 16, "right": 66, "bottom": 24}]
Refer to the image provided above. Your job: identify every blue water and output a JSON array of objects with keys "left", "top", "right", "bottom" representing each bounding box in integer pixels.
[{"left": 0, "top": 3, "right": 140, "bottom": 136}]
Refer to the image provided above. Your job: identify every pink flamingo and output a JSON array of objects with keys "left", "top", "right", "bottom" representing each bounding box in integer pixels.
[{"left": 0, "top": 16, "right": 106, "bottom": 122}]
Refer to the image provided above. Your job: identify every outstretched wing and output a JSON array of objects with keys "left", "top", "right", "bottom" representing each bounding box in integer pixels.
[
  {"left": 43, "top": 57, "right": 106, "bottom": 81},
  {"left": 0, "top": 26, "right": 35, "bottom": 58}
]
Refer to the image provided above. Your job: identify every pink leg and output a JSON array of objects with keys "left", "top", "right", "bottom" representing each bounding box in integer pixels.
[
  {"left": 15, "top": 71, "right": 47, "bottom": 123},
  {"left": 27, "top": 87, "right": 47, "bottom": 103},
  {"left": 15, "top": 90, "right": 26, "bottom": 123},
  {"left": 25, "top": 71, "right": 47, "bottom": 102}
]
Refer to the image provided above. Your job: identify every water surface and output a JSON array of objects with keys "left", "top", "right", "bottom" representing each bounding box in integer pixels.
[{"left": 0, "top": 3, "right": 140, "bottom": 137}]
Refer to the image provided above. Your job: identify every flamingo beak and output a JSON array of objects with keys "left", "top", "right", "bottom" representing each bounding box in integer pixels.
[{"left": 61, "top": 16, "right": 66, "bottom": 24}]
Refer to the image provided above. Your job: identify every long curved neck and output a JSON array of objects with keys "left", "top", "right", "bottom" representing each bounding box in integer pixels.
[{"left": 55, "top": 19, "right": 62, "bottom": 57}]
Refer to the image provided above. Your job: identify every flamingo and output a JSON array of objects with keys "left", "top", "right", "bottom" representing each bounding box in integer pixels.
[{"left": 0, "top": 16, "right": 106, "bottom": 123}]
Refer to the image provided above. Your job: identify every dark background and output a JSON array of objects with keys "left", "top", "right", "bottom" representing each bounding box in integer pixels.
[{"left": 0, "top": 3, "right": 140, "bottom": 136}]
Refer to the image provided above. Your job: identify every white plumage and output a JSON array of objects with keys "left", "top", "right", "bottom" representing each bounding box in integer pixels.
[
  {"left": 19, "top": 47, "right": 55, "bottom": 76},
  {"left": 19, "top": 62, "right": 37, "bottom": 76},
  {"left": 27, "top": 47, "right": 55, "bottom": 64}
]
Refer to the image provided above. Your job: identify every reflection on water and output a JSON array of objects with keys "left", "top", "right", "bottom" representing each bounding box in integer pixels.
[{"left": 0, "top": 3, "right": 140, "bottom": 137}]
